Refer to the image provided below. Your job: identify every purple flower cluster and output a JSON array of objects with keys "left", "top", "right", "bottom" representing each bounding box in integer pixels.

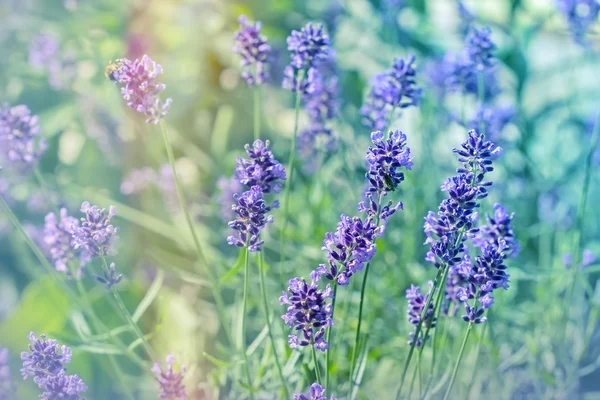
[
  {"left": 365, "top": 130, "right": 413, "bottom": 195},
  {"left": 282, "top": 23, "right": 330, "bottom": 94},
  {"left": 71, "top": 202, "right": 119, "bottom": 258},
  {"left": 109, "top": 55, "right": 173, "bottom": 124},
  {"left": 43, "top": 208, "right": 89, "bottom": 277},
  {"left": 424, "top": 130, "right": 502, "bottom": 269},
  {"left": 406, "top": 282, "right": 436, "bottom": 346},
  {"left": 314, "top": 214, "right": 380, "bottom": 285},
  {"left": 93, "top": 262, "right": 123, "bottom": 289},
  {"left": 464, "top": 27, "right": 496, "bottom": 71},
  {"left": 293, "top": 383, "right": 337, "bottom": 400},
  {"left": 361, "top": 55, "right": 422, "bottom": 131},
  {"left": 557, "top": 0, "right": 600, "bottom": 45},
  {"left": 217, "top": 176, "right": 243, "bottom": 221},
  {"left": 280, "top": 277, "right": 333, "bottom": 351},
  {"left": 152, "top": 355, "right": 187, "bottom": 400},
  {"left": 227, "top": 186, "right": 273, "bottom": 252},
  {"left": 21, "top": 332, "right": 87, "bottom": 400},
  {"left": 233, "top": 15, "right": 271, "bottom": 86},
  {"left": 29, "top": 34, "right": 76, "bottom": 91},
  {"left": 234, "top": 140, "right": 287, "bottom": 196},
  {"left": 0, "top": 348, "right": 14, "bottom": 399},
  {"left": 0, "top": 104, "right": 47, "bottom": 168}
]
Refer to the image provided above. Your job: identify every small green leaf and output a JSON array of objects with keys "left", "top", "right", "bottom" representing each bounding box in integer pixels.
[
  {"left": 219, "top": 251, "right": 246, "bottom": 286},
  {"left": 133, "top": 269, "right": 165, "bottom": 323}
]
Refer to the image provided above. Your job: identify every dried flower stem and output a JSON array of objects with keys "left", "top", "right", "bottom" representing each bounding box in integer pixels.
[
  {"left": 257, "top": 252, "right": 289, "bottom": 397},
  {"left": 159, "top": 120, "right": 233, "bottom": 345},
  {"left": 100, "top": 255, "right": 156, "bottom": 362}
]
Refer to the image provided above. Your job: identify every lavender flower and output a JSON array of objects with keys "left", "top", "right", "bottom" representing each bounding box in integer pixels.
[
  {"left": 473, "top": 203, "right": 519, "bottom": 257},
  {"left": 280, "top": 277, "right": 333, "bottom": 351},
  {"left": 365, "top": 130, "right": 413, "bottom": 195},
  {"left": 234, "top": 140, "right": 287, "bottom": 195},
  {"left": 557, "top": 0, "right": 600, "bottom": 45},
  {"left": 293, "top": 383, "right": 337, "bottom": 400},
  {"left": 108, "top": 55, "right": 172, "bottom": 124},
  {"left": 303, "top": 67, "right": 339, "bottom": 124},
  {"left": 0, "top": 348, "right": 14, "bottom": 400},
  {"left": 120, "top": 167, "right": 156, "bottom": 195},
  {"left": 406, "top": 282, "right": 436, "bottom": 346},
  {"left": 465, "top": 27, "right": 496, "bottom": 71},
  {"left": 286, "top": 23, "right": 330, "bottom": 70},
  {"left": 233, "top": 15, "right": 271, "bottom": 86},
  {"left": 93, "top": 262, "right": 123, "bottom": 289},
  {"left": 71, "top": 202, "right": 119, "bottom": 258},
  {"left": 361, "top": 55, "right": 422, "bottom": 131},
  {"left": 227, "top": 186, "right": 273, "bottom": 252},
  {"left": 21, "top": 332, "right": 72, "bottom": 385},
  {"left": 424, "top": 130, "right": 502, "bottom": 270},
  {"left": 314, "top": 214, "right": 380, "bottom": 285},
  {"left": 39, "top": 373, "right": 87, "bottom": 400},
  {"left": 0, "top": 104, "right": 47, "bottom": 167},
  {"left": 152, "top": 355, "right": 187, "bottom": 400},
  {"left": 282, "top": 23, "right": 330, "bottom": 94},
  {"left": 43, "top": 209, "right": 88, "bottom": 277}
]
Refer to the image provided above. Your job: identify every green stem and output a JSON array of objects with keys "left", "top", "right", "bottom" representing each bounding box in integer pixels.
[
  {"left": 279, "top": 76, "right": 303, "bottom": 278},
  {"left": 564, "top": 110, "right": 600, "bottom": 333},
  {"left": 312, "top": 343, "right": 323, "bottom": 385},
  {"left": 100, "top": 256, "right": 157, "bottom": 362},
  {"left": 325, "top": 284, "right": 338, "bottom": 395},
  {"left": 257, "top": 252, "right": 289, "bottom": 397},
  {"left": 467, "top": 323, "right": 487, "bottom": 396},
  {"left": 159, "top": 120, "right": 232, "bottom": 345},
  {"left": 240, "top": 247, "right": 255, "bottom": 400},
  {"left": 254, "top": 86, "right": 261, "bottom": 141},
  {"left": 443, "top": 322, "right": 473, "bottom": 400},
  {"left": 477, "top": 70, "right": 485, "bottom": 134}
]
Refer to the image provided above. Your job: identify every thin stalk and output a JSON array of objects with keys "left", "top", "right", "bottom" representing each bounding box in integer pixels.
[
  {"left": 467, "top": 323, "right": 487, "bottom": 395},
  {"left": 443, "top": 322, "right": 473, "bottom": 400},
  {"left": 564, "top": 110, "right": 600, "bottom": 336},
  {"left": 257, "top": 252, "right": 289, "bottom": 397},
  {"left": 325, "top": 284, "right": 338, "bottom": 395},
  {"left": 253, "top": 86, "right": 261, "bottom": 141},
  {"left": 279, "top": 74, "right": 304, "bottom": 277},
  {"left": 312, "top": 344, "right": 323, "bottom": 385},
  {"left": 424, "top": 308, "right": 450, "bottom": 397},
  {"left": 477, "top": 70, "right": 485, "bottom": 134},
  {"left": 395, "top": 266, "right": 446, "bottom": 399},
  {"left": 159, "top": 121, "right": 232, "bottom": 345},
  {"left": 240, "top": 247, "right": 255, "bottom": 400},
  {"left": 407, "top": 355, "right": 418, "bottom": 400},
  {"left": 100, "top": 255, "right": 157, "bottom": 362}
]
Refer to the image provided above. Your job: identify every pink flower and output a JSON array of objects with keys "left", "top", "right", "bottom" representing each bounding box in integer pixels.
[{"left": 111, "top": 55, "right": 172, "bottom": 124}]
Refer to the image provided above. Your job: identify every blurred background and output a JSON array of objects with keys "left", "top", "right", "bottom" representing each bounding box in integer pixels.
[{"left": 1, "top": 0, "right": 600, "bottom": 398}]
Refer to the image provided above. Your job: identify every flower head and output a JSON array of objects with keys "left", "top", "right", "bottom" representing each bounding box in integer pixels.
[
  {"left": 406, "top": 282, "right": 436, "bottom": 346},
  {"left": 293, "top": 383, "right": 337, "bottom": 400},
  {"left": 21, "top": 332, "right": 72, "bottom": 384},
  {"left": 216, "top": 176, "right": 243, "bottom": 221},
  {"left": 473, "top": 203, "right": 519, "bottom": 256},
  {"left": 29, "top": 34, "right": 60, "bottom": 68},
  {"left": 71, "top": 202, "right": 119, "bottom": 258},
  {"left": 286, "top": 23, "right": 330, "bottom": 70},
  {"left": 233, "top": 15, "right": 271, "bottom": 85},
  {"left": 227, "top": 186, "right": 273, "bottom": 252},
  {"left": 93, "top": 262, "right": 123, "bottom": 289},
  {"left": 0, "top": 104, "right": 46, "bottom": 167},
  {"left": 39, "top": 373, "right": 87, "bottom": 400},
  {"left": 43, "top": 209, "right": 88, "bottom": 277},
  {"left": 361, "top": 55, "right": 422, "bottom": 130},
  {"left": 365, "top": 130, "right": 413, "bottom": 195},
  {"left": 467, "top": 105, "right": 514, "bottom": 141},
  {"left": 280, "top": 277, "right": 333, "bottom": 351},
  {"left": 314, "top": 214, "right": 380, "bottom": 285},
  {"left": 557, "top": 0, "right": 600, "bottom": 45},
  {"left": 109, "top": 55, "right": 172, "bottom": 124},
  {"left": 465, "top": 27, "right": 496, "bottom": 71},
  {"left": 234, "top": 140, "right": 287, "bottom": 195},
  {"left": 152, "top": 355, "right": 187, "bottom": 400}
]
